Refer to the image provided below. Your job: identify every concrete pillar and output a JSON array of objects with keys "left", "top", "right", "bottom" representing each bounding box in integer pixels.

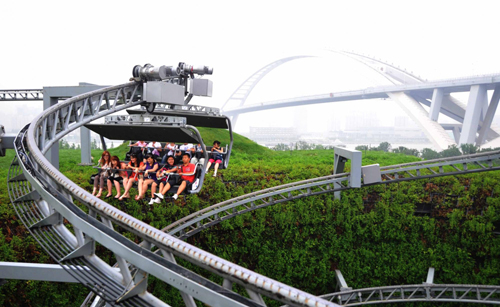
[
  {"left": 42, "top": 93, "right": 59, "bottom": 169},
  {"left": 429, "top": 88, "right": 444, "bottom": 121},
  {"left": 477, "top": 86, "right": 500, "bottom": 145},
  {"left": 79, "top": 127, "right": 92, "bottom": 165},
  {"left": 452, "top": 126, "right": 461, "bottom": 144},
  {"left": 460, "top": 85, "right": 488, "bottom": 145}
]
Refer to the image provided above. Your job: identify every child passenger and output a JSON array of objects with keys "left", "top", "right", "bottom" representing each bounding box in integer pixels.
[{"left": 205, "top": 140, "right": 223, "bottom": 177}]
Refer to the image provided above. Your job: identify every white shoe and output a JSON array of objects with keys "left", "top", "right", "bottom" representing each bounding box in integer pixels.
[
  {"left": 213, "top": 173, "right": 217, "bottom": 177},
  {"left": 205, "top": 168, "right": 209, "bottom": 172},
  {"left": 154, "top": 198, "right": 162, "bottom": 204},
  {"left": 172, "top": 194, "right": 178, "bottom": 200},
  {"left": 154, "top": 192, "right": 164, "bottom": 200},
  {"left": 148, "top": 198, "right": 155, "bottom": 205}
]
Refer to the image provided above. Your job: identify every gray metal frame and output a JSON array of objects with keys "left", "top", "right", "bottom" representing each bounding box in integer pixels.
[{"left": 8, "top": 81, "right": 338, "bottom": 307}]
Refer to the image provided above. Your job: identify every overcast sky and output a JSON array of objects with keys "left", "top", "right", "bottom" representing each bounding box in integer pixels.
[{"left": 1, "top": 0, "right": 499, "bottom": 133}]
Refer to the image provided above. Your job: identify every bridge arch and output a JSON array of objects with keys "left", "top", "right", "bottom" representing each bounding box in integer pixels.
[{"left": 222, "top": 51, "right": 500, "bottom": 151}]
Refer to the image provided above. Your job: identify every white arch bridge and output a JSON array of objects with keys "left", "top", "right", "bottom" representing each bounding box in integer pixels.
[{"left": 221, "top": 51, "right": 500, "bottom": 151}]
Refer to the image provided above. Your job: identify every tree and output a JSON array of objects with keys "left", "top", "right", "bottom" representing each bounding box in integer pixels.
[
  {"left": 441, "top": 144, "right": 461, "bottom": 158},
  {"left": 296, "top": 141, "right": 310, "bottom": 150},
  {"left": 377, "top": 142, "right": 391, "bottom": 152},
  {"left": 421, "top": 148, "right": 440, "bottom": 160},
  {"left": 273, "top": 143, "right": 290, "bottom": 151},
  {"left": 355, "top": 145, "right": 368, "bottom": 151},
  {"left": 460, "top": 143, "right": 478, "bottom": 155},
  {"left": 91, "top": 139, "right": 100, "bottom": 150}
]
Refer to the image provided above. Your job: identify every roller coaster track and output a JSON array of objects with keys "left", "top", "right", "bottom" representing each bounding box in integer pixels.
[
  {"left": 163, "top": 150, "right": 500, "bottom": 240},
  {"left": 316, "top": 284, "right": 500, "bottom": 306},
  {"left": 7, "top": 81, "right": 339, "bottom": 307},
  {"left": 160, "top": 151, "right": 500, "bottom": 305},
  {"left": 6, "top": 80, "right": 500, "bottom": 305}
]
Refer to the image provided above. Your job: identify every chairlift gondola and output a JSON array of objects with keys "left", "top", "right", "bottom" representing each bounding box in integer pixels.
[{"left": 84, "top": 63, "right": 233, "bottom": 196}]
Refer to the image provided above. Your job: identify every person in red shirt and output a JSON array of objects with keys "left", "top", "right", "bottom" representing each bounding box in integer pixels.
[{"left": 172, "top": 152, "right": 196, "bottom": 200}]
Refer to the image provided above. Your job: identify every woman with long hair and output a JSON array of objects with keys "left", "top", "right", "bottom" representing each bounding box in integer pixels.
[
  {"left": 119, "top": 154, "right": 143, "bottom": 201},
  {"left": 106, "top": 156, "right": 122, "bottom": 198},
  {"left": 93, "top": 150, "right": 111, "bottom": 197},
  {"left": 136, "top": 154, "right": 159, "bottom": 201}
]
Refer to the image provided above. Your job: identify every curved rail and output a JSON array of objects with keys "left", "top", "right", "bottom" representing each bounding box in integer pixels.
[
  {"left": 10, "top": 81, "right": 338, "bottom": 307},
  {"left": 317, "top": 284, "right": 500, "bottom": 306},
  {"left": 163, "top": 150, "right": 500, "bottom": 239}
]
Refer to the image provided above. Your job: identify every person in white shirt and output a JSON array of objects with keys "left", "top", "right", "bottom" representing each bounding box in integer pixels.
[
  {"left": 161, "top": 142, "right": 177, "bottom": 164},
  {"left": 146, "top": 141, "right": 162, "bottom": 157},
  {"left": 179, "top": 143, "right": 193, "bottom": 152}
]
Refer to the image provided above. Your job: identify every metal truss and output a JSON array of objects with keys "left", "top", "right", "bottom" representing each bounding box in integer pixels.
[
  {"left": 9, "top": 82, "right": 337, "bottom": 307},
  {"left": 143, "top": 103, "right": 222, "bottom": 116},
  {"left": 0, "top": 89, "right": 43, "bottom": 101},
  {"left": 318, "top": 284, "right": 500, "bottom": 306},
  {"left": 105, "top": 114, "right": 187, "bottom": 126},
  {"left": 164, "top": 150, "right": 500, "bottom": 240}
]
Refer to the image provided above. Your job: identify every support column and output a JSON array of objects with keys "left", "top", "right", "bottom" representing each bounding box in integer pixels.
[
  {"left": 477, "top": 86, "right": 500, "bottom": 145},
  {"left": 452, "top": 126, "right": 461, "bottom": 144},
  {"left": 80, "top": 127, "right": 93, "bottom": 165},
  {"left": 459, "top": 85, "right": 488, "bottom": 145},
  {"left": 43, "top": 93, "right": 59, "bottom": 169},
  {"left": 429, "top": 88, "right": 444, "bottom": 121}
]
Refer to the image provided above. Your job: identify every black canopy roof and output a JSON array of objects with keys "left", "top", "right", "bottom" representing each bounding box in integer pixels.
[
  {"left": 126, "top": 109, "right": 229, "bottom": 129},
  {"left": 84, "top": 124, "right": 200, "bottom": 143}
]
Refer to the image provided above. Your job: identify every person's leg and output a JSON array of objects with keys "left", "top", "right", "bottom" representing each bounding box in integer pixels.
[
  {"left": 122, "top": 177, "right": 129, "bottom": 197},
  {"left": 213, "top": 162, "right": 220, "bottom": 176},
  {"left": 120, "top": 179, "right": 134, "bottom": 200},
  {"left": 93, "top": 175, "right": 99, "bottom": 195},
  {"left": 136, "top": 178, "right": 144, "bottom": 200},
  {"left": 173, "top": 181, "right": 187, "bottom": 199},
  {"left": 205, "top": 161, "right": 212, "bottom": 172},
  {"left": 114, "top": 180, "right": 121, "bottom": 198},
  {"left": 151, "top": 181, "right": 158, "bottom": 198},
  {"left": 106, "top": 178, "right": 113, "bottom": 197},
  {"left": 96, "top": 175, "right": 105, "bottom": 197}
]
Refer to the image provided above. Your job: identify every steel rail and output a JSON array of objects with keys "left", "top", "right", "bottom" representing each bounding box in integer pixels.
[
  {"left": 163, "top": 150, "right": 500, "bottom": 239},
  {"left": 12, "top": 81, "right": 338, "bottom": 307},
  {"left": 315, "top": 284, "right": 500, "bottom": 306},
  {"left": 0, "top": 89, "right": 43, "bottom": 101}
]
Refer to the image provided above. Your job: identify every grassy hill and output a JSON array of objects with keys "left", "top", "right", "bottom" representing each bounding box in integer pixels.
[{"left": 1, "top": 132, "right": 499, "bottom": 306}]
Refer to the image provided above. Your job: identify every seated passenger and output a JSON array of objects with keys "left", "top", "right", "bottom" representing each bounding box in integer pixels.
[
  {"left": 151, "top": 156, "right": 179, "bottom": 204},
  {"left": 119, "top": 154, "right": 143, "bottom": 201},
  {"left": 106, "top": 156, "right": 122, "bottom": 198},
  {"left": 137, "top": 154, "right": 159, "bottom": 201},
  {"left": 146, "top": 141, "right": 162, "bottom": 158},
  {"left": 93, "top": 151, "right": 111, "bottom": 197},
  {"left": 161, "top": 142, "right": 177, "bottom": 164},
  {"left": 179, "top": 142, "right": 193, "bottom": 155},
  {"left": 129, "top": 140, "right": 147, "bottom": 162},
  {"left": 171, "top": 152, "right": 196, "bottom": 200},
  {"left": 191, "top": 143, "right": 204, "bottom": 164},
  {"left": 173, "top": 149, "right": 183, "bottom": 165},
  {"left": 205, "top": 140, "right": 223, "bottom": 177}
]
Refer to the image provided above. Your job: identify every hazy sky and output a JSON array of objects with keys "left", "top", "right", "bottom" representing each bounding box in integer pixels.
[{"left": 1, "top": 0, "right": 499, "bottom": 134}]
